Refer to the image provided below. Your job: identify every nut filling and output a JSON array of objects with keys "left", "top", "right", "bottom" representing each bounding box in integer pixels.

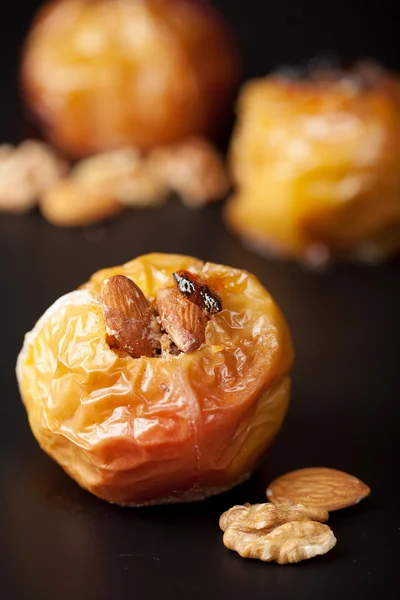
[{"left": 101, "top": 271, "right": 222, "bottom": 358}]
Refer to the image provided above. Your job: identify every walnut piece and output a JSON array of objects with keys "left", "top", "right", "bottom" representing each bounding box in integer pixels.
[
  {"left": 219, "top": 502, "right": 329, "bottom": 532},
  {"left": 223, "top": 520, "right": 336, "bottom": 564},
  {"left": 0, "top": 140, "right": 68, "bottom": 213},
  {"left": 73, "top": 148, "right": 169, "bottom": 208},
  {"left": 220, "top": 502, "right": 336, "bottom": 564},
  {"left": 149, "top": 136, "right": 230, "bottom": 208},
  {"left": 40, "top": 147, "right": 168, "bottom": 226},
  {"left": 1, "top": 135, "right": 229, "bottom": 224}
]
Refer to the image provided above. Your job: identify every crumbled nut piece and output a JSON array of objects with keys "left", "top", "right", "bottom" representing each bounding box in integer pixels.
[
  {"left": 220, "top": 502, "right": 335, "bottom": 564},
  {"left": 149, "top": 136, "right": 230, "bottom": 208},
  {"left": 223, "top": 520, "right": 336, "bottom": 564},
  {"left": 160, "top": 333, "right": 173, "bottom": 354},
  {"left": 219, "top": 502, "right": 329, "bottom": 533},
  {"left": 0, "top": 140, "right": 68, "bottom": 213},
  {"left": 267, "top": 467, "right": 371, "bottom": 511}
]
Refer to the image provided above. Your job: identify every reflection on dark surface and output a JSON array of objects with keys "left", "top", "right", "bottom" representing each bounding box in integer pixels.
[
  {"left": 2, "top": 426, "right": 396, "bottom": 599},
  {"left": 3, "top": 453, "right": 105, "bottom": 598},
  {"left": 1, "top": 198, "right": 399, "bottom": 599}
]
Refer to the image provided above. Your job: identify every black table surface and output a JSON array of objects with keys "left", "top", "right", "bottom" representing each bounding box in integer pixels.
[{"left": 1, "top": 1, "right": 399, "bottom": 599}]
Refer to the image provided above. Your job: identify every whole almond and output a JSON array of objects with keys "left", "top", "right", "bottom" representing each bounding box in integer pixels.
[
  {"left": 101, "top": 275, "right": 160, "bottom": 358},
  {"left": 267, "top": 467, "right": 371, "bottom": 512},
  {"left": 41, "top": 179, "right": 121, "bottom": 227},
  {"left": 157, "top": 287, "right": 208, "bottom": 353}
]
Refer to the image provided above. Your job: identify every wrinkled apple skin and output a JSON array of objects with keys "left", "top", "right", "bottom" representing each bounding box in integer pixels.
[
  {"left": 21, "top": 0, "right": 240, "bottom": 157},
  {"left": 226, "top": 63, "right": 400, "bottom": 266},
  {"left": 16, "top": 253, "right": 293, "bottom": 505}
]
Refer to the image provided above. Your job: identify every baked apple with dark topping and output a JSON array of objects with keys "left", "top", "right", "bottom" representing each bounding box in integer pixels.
[
  {"left": 21, "top": 0, "right": 239, "bottom": 157},
  {"left": 16, "top": 253, "right": 293, "bottom": 505},
  {"left": 226, "top": 62, "right": 400, "bottom": 267}
]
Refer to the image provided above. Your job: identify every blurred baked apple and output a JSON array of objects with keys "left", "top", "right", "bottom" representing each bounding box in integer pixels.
[
  {"left": 17, "top": 253, "right": 293, "bottom": 505},
  {"left": 21, "top": 0, "right": 239, "bottom": 157},
  {"left": 225, "top": 62, "right": 400, "bottom": 267}
]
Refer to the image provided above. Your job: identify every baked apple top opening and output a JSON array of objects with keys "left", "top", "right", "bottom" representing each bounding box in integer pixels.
[
  {"left": 100, "top": 269, "right": 222, "bottom": 358},
  {"left": 273, "top": 60, "right": 392, "bottom": 91},
  {"left": 18, "top": 254, "right": 293, "bottom": 431}
]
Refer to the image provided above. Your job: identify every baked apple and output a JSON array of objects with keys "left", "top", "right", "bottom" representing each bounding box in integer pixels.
[
  {"left": 16, "top": 253, "right": 293, "bottom": 505},
  {"left": 21, "top": 0, "right": 239, "bottom": 157},
  {"left": 225, "top": 62, "right": 400, "bottom": 267}
]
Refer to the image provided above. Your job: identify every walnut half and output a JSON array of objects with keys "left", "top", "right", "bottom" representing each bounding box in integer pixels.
[
  {"left": 0, "top": 140, "right": 67, "bottom": 213},
  {"left": 220, "top": 502, "right": 336, "bottom": 564},
  {"left": 149, "top": 137, "right": 230, "bottom": 208}
]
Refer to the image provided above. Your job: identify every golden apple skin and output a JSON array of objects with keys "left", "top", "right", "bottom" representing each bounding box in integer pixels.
[
  {"left": 16, "top": 254, "right": 293, "bottom": 505},
  {"left": 21, "top": 0, "right": 239, "bottom": 157},
  {"left": 226, "top": 63, "right": 400, "bottom": 266}
]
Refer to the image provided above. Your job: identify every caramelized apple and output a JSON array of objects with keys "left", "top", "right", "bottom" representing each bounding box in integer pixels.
[
  {"left": 16, "top": 253, "right": 293, "bottom": 505},
  {"left": 226, "top": 62, "right": 400, "bottom": 267},
  {"left": 21, "top": 0, "right": 239, "bottom": 157}
]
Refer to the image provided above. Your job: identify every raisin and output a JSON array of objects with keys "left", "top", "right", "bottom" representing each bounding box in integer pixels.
[
  {"left": 173, "top": 270, "right": 222, "bottom": 314},
  {"left": 199, "top": 286, "right": 222, "bottom": 313}
]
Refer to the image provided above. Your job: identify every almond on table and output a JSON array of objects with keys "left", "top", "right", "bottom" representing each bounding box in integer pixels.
[
  {"left": 40, "top": 177, "right": 123, "bottom": 227},
  {"left": 267, "top": 467, "right": 371, "bottom": 511},
  {"left": 16, "top": 253, "right": 293, "bottom": 506}
]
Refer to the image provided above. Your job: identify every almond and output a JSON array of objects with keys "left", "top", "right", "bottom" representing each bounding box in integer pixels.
[
  {"left": 267, "top": 467, "right": 371, "bottom": 512},
  {"left": 157, "top": 287, "right": 208, "bottom": 353},
  {"left": 41, "top": 179, "right": 121, "bottom": 227},
  {"left": 101, "top": 275, "right": 160, "bottom": 358}
]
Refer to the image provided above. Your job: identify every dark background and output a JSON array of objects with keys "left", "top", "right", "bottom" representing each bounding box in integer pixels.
[{"left": 1, "top": 1, "right": 399, "bottom": 599}]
